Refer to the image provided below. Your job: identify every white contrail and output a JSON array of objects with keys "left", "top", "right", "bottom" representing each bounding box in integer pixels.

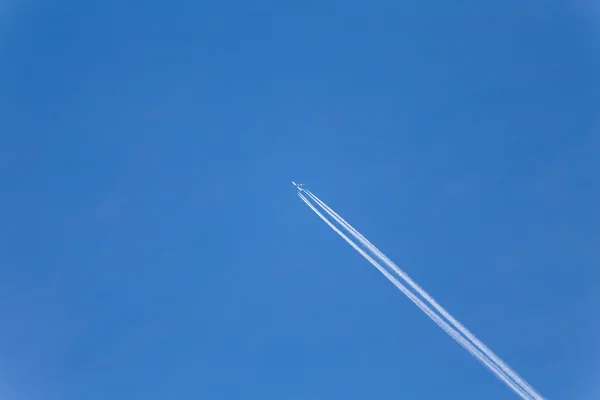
[
  {"left": 302, "top": 189, "right": 544, "bottom": 400},
  {"left": 297, "top": 192, "right": 534, "bottom": 400}
]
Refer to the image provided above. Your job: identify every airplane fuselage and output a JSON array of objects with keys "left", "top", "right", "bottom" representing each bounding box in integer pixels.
[{"left": 292, "top": 181, "right": 305, "bottom": 190}]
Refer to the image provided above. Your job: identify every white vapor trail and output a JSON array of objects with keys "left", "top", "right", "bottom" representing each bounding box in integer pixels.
[
  {"left": 297, "top": 192, "right": 534, "bottom": 400},
  {"left": 302, "top": 189, "right": 545, "bottom": 400},
  {"left": 298, "top": 190, "right": 544, "bottom": 399}
]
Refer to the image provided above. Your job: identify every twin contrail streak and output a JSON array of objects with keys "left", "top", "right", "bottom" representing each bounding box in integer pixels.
[
  {"left": 297, "top": 193, "right": 531, "bottom": 399},
  {"left": 303, "top": 189, "right": 542, "bottom": 399},
  {"left": 297, "top": 188, "right": 544, "bottom": 399}
]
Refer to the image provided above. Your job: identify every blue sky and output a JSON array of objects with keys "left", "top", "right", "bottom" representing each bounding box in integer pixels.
[{"left": 1, "top": 1, "right": 599, "bottom": 399}]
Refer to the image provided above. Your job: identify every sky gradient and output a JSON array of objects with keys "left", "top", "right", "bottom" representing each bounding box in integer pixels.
[{"left": 1, "top": 1, "right": 599, "bottom": 399}]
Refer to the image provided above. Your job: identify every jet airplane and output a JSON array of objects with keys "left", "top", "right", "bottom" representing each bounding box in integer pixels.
[{"left": 292, "top": 181, "right": 305, "bottom": 190}]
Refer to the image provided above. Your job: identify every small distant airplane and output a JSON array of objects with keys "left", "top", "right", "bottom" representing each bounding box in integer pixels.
[{"left": 292, "top": 181, "right": 305, "bottom": 190}]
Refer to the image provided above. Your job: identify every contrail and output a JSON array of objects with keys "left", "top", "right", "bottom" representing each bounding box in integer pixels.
[
  {"left": 297, "top": 192, "right": 533, "bottom": 399},
  {"left": 302, "top": 189, "right": 544, "bottom": 400},
  {"left": 297, "top": 192, "right": 534, "bottom": 399}
]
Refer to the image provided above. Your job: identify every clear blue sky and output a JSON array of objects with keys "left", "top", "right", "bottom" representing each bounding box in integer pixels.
[{"left": 1, "top": 1, "right": 599, "bottom": 399}]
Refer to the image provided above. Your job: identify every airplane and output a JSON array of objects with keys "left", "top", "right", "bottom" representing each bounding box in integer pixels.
[{"left": 292, "top": 181, "right": 305, "bottom": 190}]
